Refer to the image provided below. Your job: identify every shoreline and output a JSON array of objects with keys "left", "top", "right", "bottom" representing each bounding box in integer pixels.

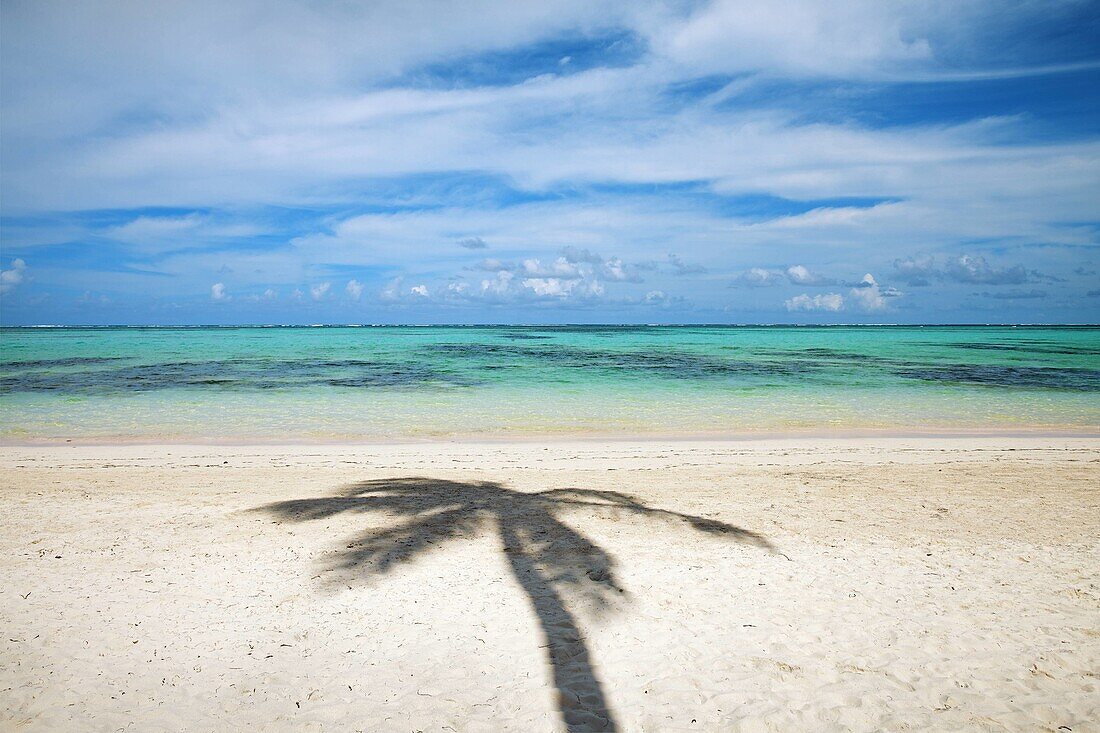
[{"left": 4, "top": 424, "right": 1100, "bottom": 448}]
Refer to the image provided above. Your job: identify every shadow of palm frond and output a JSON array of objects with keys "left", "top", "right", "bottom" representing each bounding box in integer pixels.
[{"left": 255, "top": 476, "right": 773, "bottom": 732}]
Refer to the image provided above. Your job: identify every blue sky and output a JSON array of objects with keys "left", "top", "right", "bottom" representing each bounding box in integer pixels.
[{"left": 1, "top": 0, "right": 1098, "bottom": 325}]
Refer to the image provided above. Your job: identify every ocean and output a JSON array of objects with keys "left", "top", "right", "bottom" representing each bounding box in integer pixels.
[{"left": 1, "top": 325, "right": 1098, "bottom": 442}]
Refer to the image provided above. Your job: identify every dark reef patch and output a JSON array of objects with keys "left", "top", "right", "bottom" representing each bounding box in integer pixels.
[
  {"left": 892, "top": 364, "right": 1100, "bottom": 390},
  {"left": 424, "top": 343, "right": 824, "bottom": 380},
  {"left": 0, "top": 359, "right": 477, "bottom": 394}
]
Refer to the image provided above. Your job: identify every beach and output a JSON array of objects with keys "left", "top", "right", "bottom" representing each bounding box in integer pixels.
[{"left": 2, "top": 437, "right": 1097, "bottom": 731}]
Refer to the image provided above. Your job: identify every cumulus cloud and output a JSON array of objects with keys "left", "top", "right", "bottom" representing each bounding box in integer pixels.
[
  {"left": 891, "top": 255, "right": 938, "bottom": 286},
  {"left": 945, "top": 255, "right": 1029, "bottom": 285},
  {"left": 465, "top": 247, "right": 638, "bottom": 299},
  {"left": 731, "top": 267, "right": 784, "bottom": 287},
  {"left": 785, "top": 293, "right": 844, "bottom": 312},
  {"left": 480, "top": 271, "right": 514, "bottom": 297},
  {"left": 345, "top": 279, "right": 364, "bottom": 300},
  {"left": 893, "top": 254, "right": 1040, "bottom": 286},
  {"left": 847, "top": 273, "right": 894, "bottom": 311},
  {"left": 380, "top": 277, "right": 404, "bottom": 301},
  {"left": 644, "top": 290, "right": 669, "bottom": 304},
  {"left": 667, "top": 253, "right": 706, "bottom": 275},
  {"left": 410, "top": 284, "right": 429, "bottom": 297},
  {"left": 0, "top": 259, "right": 27, "bottom": 294},
  {"left": 457, "top": 237, "right": 487, "bottom": 249},
  {"left": 785, "top": 264, "right": 834, "bottom": 286},
  {"left": 732, "top": 265, "right": 840, "bottom": 287},
  {"left": 522, "top": 257, "right": 582, "bottom": 278},
  {"left": 560, "top": 247, "right": 604, "bottom": 265},
  {"left": 310, "top": 282, "right": 331, "bottom": 301},
  {"left": 521, "top": 277, "right": 604, "bottom": 299},
  {"left": 210, "top": 282, "right": 228, "bottom": 301}
]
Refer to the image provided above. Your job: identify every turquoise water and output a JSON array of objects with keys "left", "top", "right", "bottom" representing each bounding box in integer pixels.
[{"left": 1, "top": 325, "right": 1098, "bottom": 442}]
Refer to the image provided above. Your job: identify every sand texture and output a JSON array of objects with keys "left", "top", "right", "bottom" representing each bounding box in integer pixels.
[{"left": 1, "top": 437, "right": 1098, "bottom": 731}]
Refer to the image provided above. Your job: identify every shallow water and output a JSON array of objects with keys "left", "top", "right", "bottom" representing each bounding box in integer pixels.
[{"left": 1, "top": 325, "right": 1098, "bottom": 441}]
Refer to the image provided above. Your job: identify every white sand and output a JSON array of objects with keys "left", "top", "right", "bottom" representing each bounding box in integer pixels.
[{"left": 1, "top": 437, "right": 1097, "bottom": 732}]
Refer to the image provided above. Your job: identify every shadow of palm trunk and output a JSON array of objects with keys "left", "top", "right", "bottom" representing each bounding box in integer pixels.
[
  {"left": 253, "top": 477, "right": 773, "bottom": 730},
  {"left": 500, "top": 522, "right": 618, "bottom": 732}
]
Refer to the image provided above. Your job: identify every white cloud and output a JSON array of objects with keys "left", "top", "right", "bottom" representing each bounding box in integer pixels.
[
  {"left": 210, "top": 282, "right": 228, "bottom": 301},
  {"left": 522, "top": 257, "right": 582, "bottom": 278},
  {"left": 480, "top": 271, "right": 514, "bottom": 296},
  {"left": 892, "top": 254, "right": 1036, "bottom": 285},
  {"left": 345, "top": 279, "right": 364, "bottom": 300},
  {"left": 667, "top": 253, "right": 706, "bottom": 275},
  {"left": 521, "top": 277, "right": 604, "bottom": 299},
  {"left": 785, "top": 292, "right": 844, "bottom": 312},
  {"left": 0, "top": 259, "right": 27, "bottom": 294},
  {"left": 309, "top": 282, "right": 331, "bottom": 300},
  {"left": 785, "top": 264, "right": 833, "bottom": 285},
  {"left": 732, "top": 267, "right": 783, "bottom": 287},
  {"left": 656, "top": 0, "right": 932, "bottom": 79},
  {"left": 410, "top": 284, "right": 428, "bottom": 297},
  {"left": 847, "top": 273, "right": 896, "bottom": 312},
  {"left": 945, "top": 254, "right": 1029, "bottom": 285}
]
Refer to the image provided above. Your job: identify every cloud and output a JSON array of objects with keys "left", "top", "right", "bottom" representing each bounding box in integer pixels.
[
  {"left": 891, "top": 255, "right": 937, "bottom": 286},
  {"left": 470, "top": 247, "right": 640, "bottom": 295},
  {"left": 847, "top": 273, "right": 894, "bottom": 311},
  {"left": 732, "top": 267, "right": 784, "bottom": 287},
  {"left": 733, "top": 265, "right": 838, "bottom": 287},
  {"left": 410, "top": 284, "right": 429, "bottom": 297},
  {"left": 785, "top": 264, "right": 834, "bottom": 286},
  {"left": 521, "top": 277, "right": 604, "bottom": 299},
  {"left": 892, "top": 254, "right": 1040, "bottom": 286},
  {"left": 785, "top": 292, "right": 844, "bottom": 312},
  {"left": 309, "top": 282, "right": 331, "bottom": 300},
  {"left": 457, "top": 237, "right": 487, "bottom": 249},
  {"left": 480, "top": 271, "right": 514, "bottom": 297},
  {"left": 380, "top": 277, "right": 404, "bottom": 301},
  {"left": 210, "top": 282, "right": 228, "bottom": 301},
  {"left": 346, "top": 279, "right": 364, "bottom": 300},
  {"left": 657, "top": 0, "right": 933, "bottom": 80},
  {"left": 944, "top": 255, "right": 1029, "bottom": 285},
  {"left": 0, "top": 259, "right": 27, "bottom": 294},
  {"left": 668, "top": 253, "right": 706, "bottom": 275},
  {"left": 522, "top": 257, "right": 582, "bottom": 278},
  {"left": 560, "top": 247, "right": 605, "bottom": 265}
]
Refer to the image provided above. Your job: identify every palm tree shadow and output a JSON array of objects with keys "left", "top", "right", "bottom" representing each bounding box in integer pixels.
[{"left": 255, "top": 477, "right": 773, "bottom": 732}]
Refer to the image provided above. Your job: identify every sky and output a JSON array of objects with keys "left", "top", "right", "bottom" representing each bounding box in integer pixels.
[{"left": 1, "top": 0, "right": 1098, "bottom": 325}]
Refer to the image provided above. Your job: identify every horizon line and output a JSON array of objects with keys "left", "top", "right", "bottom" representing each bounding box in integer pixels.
[{"left": 2, "top": 322, "right": 1099, "bottom": 329}]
